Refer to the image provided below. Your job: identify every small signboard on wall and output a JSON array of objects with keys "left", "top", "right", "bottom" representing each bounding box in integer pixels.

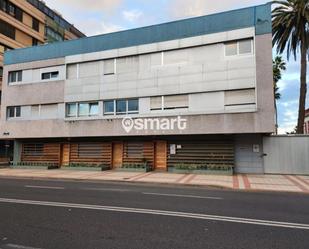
[
  {"left": 253, "top": 144, "right": 260, "bottom": 153},
  {"left": 170, "top": 144, "right": 176, "bottom": 155}
]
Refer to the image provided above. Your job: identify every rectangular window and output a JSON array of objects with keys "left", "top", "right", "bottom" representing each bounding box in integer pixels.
[
  {"left": 8, "top": 70, "right": 22, "bottom": 83},
  {"left": 127, "top": 99, "right": 139, "bottom": 113},
  {"left": 225, "top": 39, "right": 253, "bottom": 56},
  {"left": 15, "top": 7, "right": 22, "bottom": 22},
  {"left": 89, "top": 103, "right": 99, "bottom": 116},
  {"left": 239, "top": 39, "right": 253, "bottom": 54},
  {"left": 32, "top": 18, "right": 39, "bottom": 32},
  {"left": 116, "top": 100, "right": 127, "bottom": 115},
  {"left": 32, "top": 38, "right": 38, "bottom": 46},
  {"left": 164, "top": 95, "right": 189, "bottom": 110},
  {"left": 104, "top": 99, "right": 139, "bottom": 115},
  {"left": 41, "top": 71, "right": 59, "bottom": 80},
  {"left": 225, "top": 89, "right": 256, "bottom": 106},
  {"left": 8, "top": 3, "right": 15, "bottom": 16},
  {"left": 150, "top": 95, "right": 189, "bottom": 110},
  {"left": 104, "top": 100, "right": 115, "bottom": 115},
  {"left": 7, "top": 106, "right": 21, "bottom": 119},
  {"left": 66, "top": 103, "right": 77, "bottom": 117},
  {"left": 0, "top": 19, "right": 15, "bottom": 39},
  {"left": 150, "top": 96, "right": 163, "bottom": 110},
  {"left": 66, "top": 102, "right": 99, "bottom": 118},
  {"left": 78, "top": 103, "right": 89, "bottom": 116},
  {"left": 104, "top": 59, "right": 115, "bottom": 75}
]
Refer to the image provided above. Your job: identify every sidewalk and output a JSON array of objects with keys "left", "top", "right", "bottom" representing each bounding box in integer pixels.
[{"left": 0, "top": 168, "right": 308, "bottom": 194}]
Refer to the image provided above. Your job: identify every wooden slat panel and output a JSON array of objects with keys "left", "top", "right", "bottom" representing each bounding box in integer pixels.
[
  {"left": 70, "top": 142, "right": 112, "bottom": 166},
  {"left": 167, "top": 141, "right": 234, "bottom": 167},
  {"left": 21, "top": 143, "right": 61, "bottom": 163},
  {"left": 122, "top": 142, "right": 154, "bottom": 168}
]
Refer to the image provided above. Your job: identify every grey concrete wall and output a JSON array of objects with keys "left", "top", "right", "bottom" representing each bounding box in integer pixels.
[
  {"left": 234, "top": 134, "right": 264, "bottom": 174},
  {"left": 263, "top": 136, "right": 309, "bottom": 175}
]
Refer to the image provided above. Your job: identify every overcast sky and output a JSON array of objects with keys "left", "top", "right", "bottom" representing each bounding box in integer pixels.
[{"left": 44, "top": 0, "right": 308, "bottom": 134}]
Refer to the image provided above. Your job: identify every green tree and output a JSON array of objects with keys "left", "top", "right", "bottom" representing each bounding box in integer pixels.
[
  {"left": 272, "top": 0, "right": 309, "bottom": 134},
  {"left": 273, "top": 56, "right": 286, "bottom": 133}
]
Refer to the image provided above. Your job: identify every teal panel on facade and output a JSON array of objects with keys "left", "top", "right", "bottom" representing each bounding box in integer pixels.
[{"left": 4, "top": 3, "right": 272, "bottom": 65}]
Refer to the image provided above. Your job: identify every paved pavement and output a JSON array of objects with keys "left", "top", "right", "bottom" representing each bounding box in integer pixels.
[
  {"left": 0, "top": 168, "right": 309, "bottom": 194},
  {"left": 0, "top": 178, "right": 308, "bottom": 249}
]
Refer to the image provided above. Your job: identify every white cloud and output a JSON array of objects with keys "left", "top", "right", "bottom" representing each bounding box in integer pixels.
[
  {"left": 46, "top": 0, "right": 123, "bottom": 12},
  {"left": 169, "top": 0, "right": 269, "bottom": 18},
  {"left": 73, "top": 19, "right": 123, "bottom": 36},
  {"left": 122, "top": 9, "right": 143, "bottom": 23}
]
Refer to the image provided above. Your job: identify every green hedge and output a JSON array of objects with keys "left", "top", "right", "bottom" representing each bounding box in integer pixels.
[
  {"left": 11, "top": 161, "right": 59, "bottom": 167},
  {"left": 68, "top": 163, "right": 110, "bottom": 169},
  {"left": 173, "top": 163, "right": 233, "bottom": 171},
  {"left": 121, "top": 163, "right": 147, "bottom": 169}
]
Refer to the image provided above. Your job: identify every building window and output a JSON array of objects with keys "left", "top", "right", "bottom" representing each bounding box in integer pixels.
[
  {"left": 89, "top": 103, "right": 99, "bottom": 116},
  {"left": 7, "top": 106, "right": 21, "bottom": 119},
  {"left": 164, "top": 95, "right": 189, "bottom": 110},
  {"left": 66, "top": 102, "right": 99, "bottom": 118},
  {"left": 32, "top": 18, "right": 39, "bottom": 32},
  {"left": 224, "top": 89, "right": 256, "bottom": 106},
  {"left": 225, "top": 39, "right": 253, "bottom": 57},
  {"left": 128, "top": 99, "right": 139, "bottom": 113},
  {"left": 104, "top": 100, "right": 115, "bottom": 115},
  {"left": 66, "top": 103, "right": 77, "bottom": 117},
  {"left": 0, "top": 19, "right": 15, "bottom": 39},
  {"left": 104, "top": 99, "right": 139, "bottom": 115},
  {"left": 150, "top": 95, "right": 189, "bottom": 111},
  {"left": 32, "top": 38, "right": 38, "bottom": 46},
  {"left": 116, "top": 100, "right": 127, "bottom": 115},
  {"left": 8, "top": 3, "right": 15, "bottom": 16},
  {"left": 41, "top": 71, "right": 59, "bottom": 80},
  {"left": 8, "top": 70, "right": 22, "bottom": 83},
  {"left": 239, "top": 39, "right": 253, "bottom": 54},
  {"left": 0, "top": 66, "right": 3, "bottom": 79}
]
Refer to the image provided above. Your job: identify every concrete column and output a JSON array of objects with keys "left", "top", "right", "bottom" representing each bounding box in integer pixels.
[{"left": 13, "top": 140, "right": 22, "bottom": 164}]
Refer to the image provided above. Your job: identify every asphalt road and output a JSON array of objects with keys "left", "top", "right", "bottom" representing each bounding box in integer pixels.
[{"left": 0, "top": 177, "right": 308, "bottom": 249}]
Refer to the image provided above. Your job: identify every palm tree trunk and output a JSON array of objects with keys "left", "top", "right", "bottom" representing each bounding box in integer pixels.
[
  {"left": 275, "top": 100, "right": 278, "bottom": 134},
  {"left": 297, "top": 42, "right": 307, "bottom": 134}
]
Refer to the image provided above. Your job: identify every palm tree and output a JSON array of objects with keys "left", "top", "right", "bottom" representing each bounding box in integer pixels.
[
  {"left": 273, "top": 56, "right": 286, "bottom": 134},
  {"left": 272, "top": 0, "right": 309, "bottom": 134}
]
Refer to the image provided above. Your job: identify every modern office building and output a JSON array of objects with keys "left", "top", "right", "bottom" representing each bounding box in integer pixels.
[
  {"left": 305, "top": 109, "right": 309, "bottom": 134},
  {"left": 1, "top": 3, "right": 275, "bottom": 173},
  {"left": 0, "top": 0, "right": 85, "bottom": 159}
]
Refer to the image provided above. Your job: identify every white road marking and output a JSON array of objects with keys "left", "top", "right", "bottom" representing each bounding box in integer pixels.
[
  {"left": 0, "top": 197, "right": 308, "bottom": 230},
  {"left": 24, "top": 185, "right": 64, "bottom": 190},
  {"left": 2, "top": 244, "right": 43, "bottom": 249},
  {"left": 142, "top": 192, "right": 223, "bottom": 200},
  {"left": 81, "top": 187, "right": 132, "bottom": 192}
]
